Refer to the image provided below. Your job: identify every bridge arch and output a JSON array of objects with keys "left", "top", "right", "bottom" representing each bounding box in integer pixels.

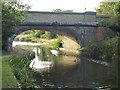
[
  {"left": 8, "top": 25, "right": 82, "bottom": 51},
  {"left": 7, "top": 11, "right": 112, "bottom": 51}
]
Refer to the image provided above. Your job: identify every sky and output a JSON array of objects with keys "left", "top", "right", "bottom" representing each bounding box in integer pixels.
[{"left": 21, "top": 0, "right": 104, "bottom": 12}]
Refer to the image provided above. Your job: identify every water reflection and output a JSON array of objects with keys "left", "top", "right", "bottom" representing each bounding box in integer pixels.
[
  {"left": 29, "top": 46, "right": 53, "bottom": 71},
  {"left": 32, "top": 46, "right": 118, "bottom": 88}
]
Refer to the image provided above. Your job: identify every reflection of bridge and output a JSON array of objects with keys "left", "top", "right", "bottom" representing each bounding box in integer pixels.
[{"left": 8, "top": 11, "right": 113, "bottom": 51}]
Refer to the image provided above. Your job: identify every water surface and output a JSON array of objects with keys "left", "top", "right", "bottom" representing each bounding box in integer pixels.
[{"left": 33, "top": 47, "right": 118, "bottom": 88}]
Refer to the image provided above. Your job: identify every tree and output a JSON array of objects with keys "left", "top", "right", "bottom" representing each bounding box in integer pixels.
[
  {"left": 96, "top": 1, "right": 118, "bottom": 15},
  {"left": 53, "top": 9, "right": 73, "bottom": 12},
  {"left": 34, "top": 30, "right": 45, "bottom": 38},
  {"left": 96, "top": 1, "right": 120, "bottom": 32},
  {"left": 63, "top": 10, "right": 73, "bottom": 12},
  {"left": 2, "top": 0, "right": 30, "bottom": 51},
  {"left": 41, "top": 31, "right": 52, "bottom": 39},
  {"left": 95, "top": 0, "right": 120, "bottom": 61},
  {"left": 53, "top": 9, "right": 62, "bottom": 12}
]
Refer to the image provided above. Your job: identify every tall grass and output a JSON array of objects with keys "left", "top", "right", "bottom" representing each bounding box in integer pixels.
[{"left": 9, "top": 54, "right": 36, "bottom": 88}]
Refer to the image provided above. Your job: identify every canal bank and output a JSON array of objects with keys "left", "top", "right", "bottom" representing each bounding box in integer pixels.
[
  {"left": 2, "top": 57, "right": 18, "bottom": 88},
  {"left": 2, "top": 39, "right": 118, "bottom": 89},
  {"left": 81, "top": 35, "right": 119, "bottom": 62}
]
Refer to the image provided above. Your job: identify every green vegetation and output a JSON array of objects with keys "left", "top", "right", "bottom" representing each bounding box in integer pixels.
[
  {"left": 16, "top": 30, "right": 57, "bottom": 42},
  {"left": 2, "top": 0, "right": 30, "bottom": 51},
  {"left": 84, "top": 0, "right": 120, "bottom": 61},
  {"left": 96, "top": 1, "right": 120, "bottom": 32},
  {"left": 83, "top": 35, "right": 119, "bottom": 61},
  {"left": 9, "top": 55, "right": 36, "bottom": 88},
  {"left": 53, "top": 9, "right": 73, "bottom": 12},
  {"left": 2, "top": 58, "right": 18, "bottom": 88},
  {"left": 2, "top": 53, "right": 36, "bottom": 88},
  {"left": 96, "top": 1, "right": 120, "bottom": 15},
  {"left": 52, "top": 38, "right": 63, "bottom": 49},
  {"left": 15, "top": 30, "right": 63, "bottom": 49}
]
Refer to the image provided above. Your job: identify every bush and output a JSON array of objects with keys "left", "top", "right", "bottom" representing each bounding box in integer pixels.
[
  {"left": 25, "top": 38, "right": 32, "bottom": 42},
  {"left": 84, "top": 35, "right": 119, "bottom": 61},
  {"left": 52, "top": 39, "right": 63, "bottom": 49},
  {"left": 9, "top": 55, "right": 36, "bottom": 88},
  {"left": 19, "top": 37, "right": 32, "bottom": 42}
]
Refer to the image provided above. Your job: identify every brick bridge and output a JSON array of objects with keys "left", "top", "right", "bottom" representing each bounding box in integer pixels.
[{"left": 8, "top": 11, "right": 113, "bottom": 51}]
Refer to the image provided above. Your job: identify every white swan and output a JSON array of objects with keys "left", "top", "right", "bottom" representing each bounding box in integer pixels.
[
  {"left": 30, "top": 47, "right": 53, "bottom": 69},
  {"left": 50, "top": 50, "right": 59, "bottom": 56}
]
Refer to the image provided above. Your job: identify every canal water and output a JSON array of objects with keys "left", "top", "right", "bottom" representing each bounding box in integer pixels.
[{"left": 32, "top": 46, "right": 118, "bottom": 88}]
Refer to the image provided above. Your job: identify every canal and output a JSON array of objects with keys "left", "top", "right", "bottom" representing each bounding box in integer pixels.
[{"left": 30, "top": 46, "right": 118, "bottom": 88}]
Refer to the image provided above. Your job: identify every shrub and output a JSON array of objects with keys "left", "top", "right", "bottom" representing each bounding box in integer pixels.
[
  {"left": 9, "top": 55, "right": 36, "bottom": 88},
  {"left": 52, "top": 39, "right": 63, "bottom": 49},
  {"left": 84, "top": 35, "right": 119, "bottom": 61}
]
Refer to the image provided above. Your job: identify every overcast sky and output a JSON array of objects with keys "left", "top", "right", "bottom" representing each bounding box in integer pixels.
[{"left": 21, "top": 0, "right": 103, "bottom": 12}]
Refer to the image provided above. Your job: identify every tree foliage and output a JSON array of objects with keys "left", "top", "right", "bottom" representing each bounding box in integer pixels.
[
  {"left": 96, "top": 1, "right": 120, "bottom": 32},
  {"left": 53, "top": 9, "right": 73, "bottom": 12},
  {"left": 95, "top": 1, "right": 120, "bottom": 61},
  {"left": 18, "top": 30, "right": 57, "bottom": 42},
  {"left": 96, "top": 1, "right": 120, "bottom": 15},
  {"left": 2, "top": 0, "right": 30, "bottom": 51}
]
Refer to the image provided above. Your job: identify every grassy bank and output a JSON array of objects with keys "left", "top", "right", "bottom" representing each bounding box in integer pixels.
[
  {"left": 2, "top": 57, "right": 18, "bottom": 88},
  {"left": 2, "top": 51, "right": 36, "bottom": 88},
  {"left": 82, "top": 35, "right": 119, "bottom": 61},
  {"left": 9, "top": 55, "right": 36, "bottom": 88}
]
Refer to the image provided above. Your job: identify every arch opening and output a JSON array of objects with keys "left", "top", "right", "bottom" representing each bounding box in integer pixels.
[{"left": 8, "top": 26, "right": 81, "bottom": 53}]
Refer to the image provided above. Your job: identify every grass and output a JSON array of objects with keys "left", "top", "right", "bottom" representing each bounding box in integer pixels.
[
  {"left": 9, "top": 56, "right": 36, "bottom": 88},
  {"left": 1, "top": 57, "right": 18, "bottom": 88}
]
